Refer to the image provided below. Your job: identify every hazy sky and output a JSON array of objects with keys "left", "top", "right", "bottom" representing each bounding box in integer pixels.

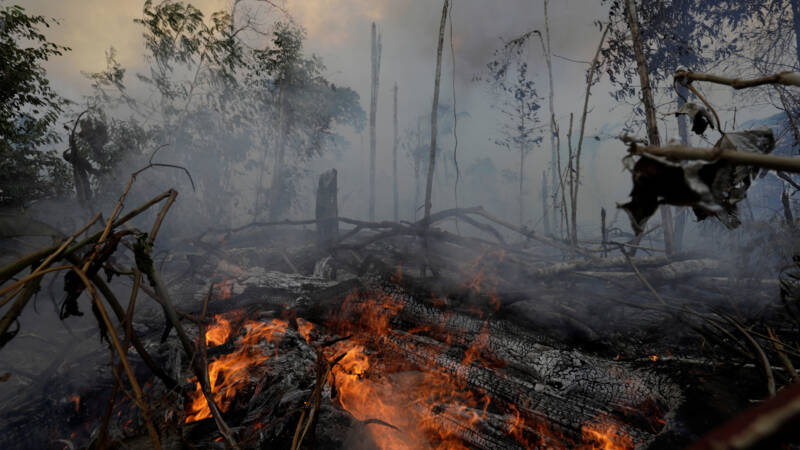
[{"left": 15, "top": 0, "right": 753, "bottom": 229}]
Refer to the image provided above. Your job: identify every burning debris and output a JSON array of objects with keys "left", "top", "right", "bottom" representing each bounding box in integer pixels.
[{"left": 4, "top": 3, "right": 800, "bottom": 450}]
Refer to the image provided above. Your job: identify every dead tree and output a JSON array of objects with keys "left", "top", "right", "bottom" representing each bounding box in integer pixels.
[
  {"left": 422, "top": 0, "right": 450, "bottom": 276},
  {"left": 543, "top": 0, "right": 557, "bottom": 235},
  {"left": 423, "top": 0, "right": 449, "bottom": 225},
  {"left": 393, "top": 83, "right": 399, "bottom": 221},
  {"left": 624, "top": 0, "right": 675, "bottom": 255},
  {"left": 316, "top": 169, "right": 339, "bottom": 248},
  {"left": 570, "top": 23, "right": 609, "bottom": 247},
  {"left": 369, "top": 23, "right": 382, "bottom": 221}
]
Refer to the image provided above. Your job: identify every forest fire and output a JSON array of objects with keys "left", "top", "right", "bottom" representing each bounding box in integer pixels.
[
  {"left": 185, "top": 317, "right": 288, "bottom": 422},
  {"left": 313, "top": 285, "right": 637, "bottom": 449},
  {"left": 5, "top": 0, "right": 800, "bottom": 449}
]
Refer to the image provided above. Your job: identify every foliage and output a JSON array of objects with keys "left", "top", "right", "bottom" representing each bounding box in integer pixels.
[
  {"left": 246, "top": 22, "right": 365, "bottom": 216},
  {"left": 0, "top": 5, "right": 71, "bottom": 205},
  {"left": 487, "top": 60, "right": 542, "bottom": 155},
  {"left": 600, "top": 0, "right": 738, "bottom": 109}
]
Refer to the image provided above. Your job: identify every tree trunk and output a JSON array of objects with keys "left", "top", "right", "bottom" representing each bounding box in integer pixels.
[
  {"left": 268, "top": 84, "right": 287, "bottom": 221},
  {"left": 423, "top": 0, "right": 449, "bottom": 224},
  {"left": 792, "top": 0, "right": 800, "bottom": 66},
  {"left": 316, "top": 169, "right": 339, "bottom": 248},
  {"left": 543, "top": 0, "right": 557, "bottom": 236},
  {"left": 519, "top": 108, "right": 526, "bottom": 227},
  {"left": 624, "top": 0, "right": 675, "bottom": 255},
  {"left": 519, "top": 146, "right": 524, "bottom": 228},
  {"left": 369, "top": 23, "right": 381, "bottom": 222},
  {"left": 542, "top": 171, "right": 549, "bottom": 236},
  {"left": 393, "top": 83, "right": 399, "bottom": 221},
  {"left": 566, "top": 113, "right": 575, "bottom": 248},
  {"left": 673, "top": 79, "right": 690, "bottom": 251}
]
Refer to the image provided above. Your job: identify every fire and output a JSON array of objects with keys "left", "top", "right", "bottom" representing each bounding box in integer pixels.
[
  {"left": 205, "top": 316, "right": 232, "bottom": 346},
  {"left": 297, "top": 317, "right": 316, "bottom": 343},
  {"left": 463, "top": 248, "right": 504, "bottom": 311},
  {"left": 185, "top": 318, "right": 288, "bottom": 422},
  {"left": 324, "top": 289, "right": 519, "bottom": 450},
  {"left": 649, "top": 354, "right": 659, "bottom": 362},
  {"left": 580, "top": 421, "right": 634, "bottom": 450}
]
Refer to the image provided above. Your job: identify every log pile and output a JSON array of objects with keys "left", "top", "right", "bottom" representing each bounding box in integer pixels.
[{"left": 0, "top": 171, "right": 798, "bottom": 449}]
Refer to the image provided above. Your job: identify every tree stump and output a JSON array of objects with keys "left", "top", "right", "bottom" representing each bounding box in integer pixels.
[{"left": 316, "top": 169, "right": 339, "bottom": 248}]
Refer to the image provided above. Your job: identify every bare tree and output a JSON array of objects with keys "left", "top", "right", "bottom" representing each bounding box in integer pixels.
[
  {"left": 570, "top": 24, "right": 610, "bottom": 247},
  {"left": 543, "top": 0, "right": 557, "bottom": 236},
  {"left": 393, "top": 82, "right": 399, "bottom": 221},
  {"left": 423, "top": 0, "right": 449, "bottom": 225},
  {"left": 369, "top": 22, "right": 382, "bottom": 221}
]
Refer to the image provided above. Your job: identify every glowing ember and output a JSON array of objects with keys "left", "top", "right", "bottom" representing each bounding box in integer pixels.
[
  {"left": 649, "top": 355, "right": 659, "bottom": 362},
  {"left": 68, "top": 394, "right": 80, "bottom": 413},
  {"left": 580, "top": 421, "right": 634, "bottom": 450},
  {"left": 185, "top": 318, "right": 288, "bottom": 422}
]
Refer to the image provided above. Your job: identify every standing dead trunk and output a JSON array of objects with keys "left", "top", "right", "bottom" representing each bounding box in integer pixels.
[
  {"left": 519, "top": 109, "right": 526, "bottom": 227},
  {"left": 268, "top": 84, "right": 287, "bottom": 221},
  {"left": 369, "top": 23, "right": 382, "bottom": 222},
  {"left": 393, "top": 83, "right": 399, "bottom": 221},
  {"left": 543, "top": 0, "right": 557, "bottom": 236},
  {"left": 316, "top": 169, "right": 339, "bottom": 248},
  {"left": 570, "top": 24, "right": 609, "bottom": 247},
  {"left": 422, "top": 0, "right": 449, "bottom": 277},
  {"left": 423, "top": 0, "right": 449, "bottom": 225},
  {"left": 566, "top": 113, "right": 575, "bottom": 248},
  {"left": 673, "top": 82, "right": 690, "bottom": 251},
  {"left": 624, "top": 0, "right": 675, "bottom": 255},
  {"left": 542, "top": 171, "right": 549, "bottom": 236},
  {"left": 601, "top": 207, "right": 608, "bottom": 257}
]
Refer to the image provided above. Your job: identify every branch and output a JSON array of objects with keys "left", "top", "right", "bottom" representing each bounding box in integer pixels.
[
  {"left": 625, "top": 140, "right": 800, "bottom": 173},
  {"left": 675, "top": 69, "right": 800, "bottom": 90}
]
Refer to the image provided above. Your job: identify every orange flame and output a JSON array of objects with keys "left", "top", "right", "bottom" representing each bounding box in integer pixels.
[
  {"left": 185, "top": 318, "right": 288, "bottom": 422},
  {"left": 580, "top": 420, "right": 634, "bottom": 450},
  {"left": 205, "top": 316, "right": 232, "bottom": 347}
]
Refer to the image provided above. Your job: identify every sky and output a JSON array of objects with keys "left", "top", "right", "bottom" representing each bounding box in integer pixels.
[{"left": 14, "top": 0, "right": 753, "bottom": 231}]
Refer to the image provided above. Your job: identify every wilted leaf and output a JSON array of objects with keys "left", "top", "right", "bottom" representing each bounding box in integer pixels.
[{"left": 619, "top": 128, "right": 775, "bottom": 234}]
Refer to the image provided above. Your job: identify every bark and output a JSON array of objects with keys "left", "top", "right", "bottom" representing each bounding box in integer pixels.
[
  {"left": 625, "top": 0, "right": 675, "bottom": 255},
  {"left": 369, "top": 23, "right": 382, "bottom": 221},
  {"left": 393, "top": 83, "right": 399, "bottom": 221}
]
